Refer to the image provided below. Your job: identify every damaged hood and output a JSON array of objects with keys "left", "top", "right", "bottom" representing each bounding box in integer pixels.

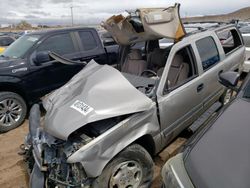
[
  {"left": 102, "top": 3, "right": 186, "bottom": 45},
  {"left": 43, "top": 60, "right": 153, "bottom": 140}
]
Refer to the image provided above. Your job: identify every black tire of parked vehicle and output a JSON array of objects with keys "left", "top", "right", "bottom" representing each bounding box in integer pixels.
[
  {"left": 220, "top": 89, "right": 233, "bottom": 105},
  {"left": 0, "top": 92, "right": 27, "bottom": 132},
  {"left": 92, "top": 144, "right": 154, "bottom": 188}
]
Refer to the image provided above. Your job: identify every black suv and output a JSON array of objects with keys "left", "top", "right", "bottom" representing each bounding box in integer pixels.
[{"left": 0, "top": 27, "right": 118, "bottom": 132}]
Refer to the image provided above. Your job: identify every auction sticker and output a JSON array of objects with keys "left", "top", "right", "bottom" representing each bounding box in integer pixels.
[{"left": 70, "top": 100, "right": 93, "bottom": 115}]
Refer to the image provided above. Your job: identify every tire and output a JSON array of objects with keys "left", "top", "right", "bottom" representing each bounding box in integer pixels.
[
  {"left": 220, "top": 89, "right": 233, "bottom": 105},
  {"left": 92, "top": 144, "right": 154, "bottom": 188},
  {"left": 0, "top": 92, "right": 27, "bottom": 132}
]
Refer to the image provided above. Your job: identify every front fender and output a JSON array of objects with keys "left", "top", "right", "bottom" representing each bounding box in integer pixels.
[{"left": 67, "top": 106, "right": 160, "bottom": 177}]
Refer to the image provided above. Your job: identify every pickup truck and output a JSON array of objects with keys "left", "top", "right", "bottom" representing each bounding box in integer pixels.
[
  {"left": 25, "top": 4, "right": 245, "bottom": 188},
  {"left": 0, "top": 27, "right": 118, "bottom": 132}
]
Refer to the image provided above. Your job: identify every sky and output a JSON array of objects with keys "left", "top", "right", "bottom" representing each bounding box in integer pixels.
[{"left": 0, "top": 0, "right": 249, "bottom": 25}]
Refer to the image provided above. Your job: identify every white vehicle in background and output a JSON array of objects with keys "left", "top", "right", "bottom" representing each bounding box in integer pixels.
[{"left": 240, "top": 26, "right": 250, "bottom": 73}]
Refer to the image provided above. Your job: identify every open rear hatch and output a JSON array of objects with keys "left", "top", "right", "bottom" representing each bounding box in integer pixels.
[{"left": 102, "top": 3, "right": 186, "bottom": 45}]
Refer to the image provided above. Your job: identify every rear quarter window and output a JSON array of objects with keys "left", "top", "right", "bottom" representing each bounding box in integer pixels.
[
  {"left": 196, "top": 37, "right": 220, "bottom": 71},
  {"left": 216, "top": 28, "right": 242, "bottom": 54},
  {"left": 79, "top": 31, "right": 98, "bottom": 51}
]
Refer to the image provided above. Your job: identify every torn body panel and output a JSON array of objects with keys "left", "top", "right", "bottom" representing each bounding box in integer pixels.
[
  {"left": 43, "top": 60, "right": 154, "bottom": 140},
  {"left": 103, "top": 3, "right": 185, "bottom": 45}
]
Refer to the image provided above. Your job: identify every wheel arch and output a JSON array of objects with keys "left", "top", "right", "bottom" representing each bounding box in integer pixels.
[
  {"left": 134, "top": 134, "right": 156, "bottom": 157},
  {"left": 0, "top": 83, "right": 29, "bottom": 106}
]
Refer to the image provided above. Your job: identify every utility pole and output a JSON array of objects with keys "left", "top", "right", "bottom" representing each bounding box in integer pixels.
[{"left": 70, "top": 6, "right": 74, "bottom": 26}]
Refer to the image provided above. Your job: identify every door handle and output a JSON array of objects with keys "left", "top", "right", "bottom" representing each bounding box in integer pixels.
[
  {"left": 218, "top": 70, "right": 223, "bottom": 75},
  {"left": 197, "top": 83, "right": 204, "bottom": 93}
]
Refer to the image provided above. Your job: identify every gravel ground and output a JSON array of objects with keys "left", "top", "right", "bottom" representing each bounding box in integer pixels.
[{"left": 0, "top": 121, "right": 187, "bottom": 188}]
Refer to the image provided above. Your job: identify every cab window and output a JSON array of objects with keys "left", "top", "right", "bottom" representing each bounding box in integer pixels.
[
  {"left": 37, "top": 33, "right": 75, "bottom": 55},
  {"left": 78, "top": 31, "right": 97, "bottom": 51}
]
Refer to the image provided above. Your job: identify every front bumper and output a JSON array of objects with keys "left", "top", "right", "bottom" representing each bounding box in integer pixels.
[{"left": 25, "top": 104, "right": 90, "bottom": 188}]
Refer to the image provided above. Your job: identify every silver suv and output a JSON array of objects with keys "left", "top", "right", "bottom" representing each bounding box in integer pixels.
[
  {"left": 240, "top": 25, "right": 250, "bottom": 72},
  {"left": 24, "top": 4, "right": 245, "bottom": 188}
]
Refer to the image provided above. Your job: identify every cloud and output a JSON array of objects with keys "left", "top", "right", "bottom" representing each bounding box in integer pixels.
[
  {"left": 30, "top": 11, "right": 51, "bottom": 16},
  {"left": 0, "top": 0, "right": 249, "bottom": 25}
]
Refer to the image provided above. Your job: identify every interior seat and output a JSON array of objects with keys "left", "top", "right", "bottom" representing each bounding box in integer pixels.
[
  {"left": 147, "top": 48, "right": 167, "bottom": 76},
  {"left": 168, "top": 54, "right": 190, "bottom": 88},
  {"left": 121, "top": 49, "right": 147, "bottom": 76}
]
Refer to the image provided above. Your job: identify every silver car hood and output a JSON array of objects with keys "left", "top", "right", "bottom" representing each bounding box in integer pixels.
[{"left": 43, "top": 60, "right": 153, "bottom": 140}]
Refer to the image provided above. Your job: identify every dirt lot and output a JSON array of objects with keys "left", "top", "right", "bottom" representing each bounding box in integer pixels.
[{"left": 0, "top": 121, "right": 187, "bottom": 188}]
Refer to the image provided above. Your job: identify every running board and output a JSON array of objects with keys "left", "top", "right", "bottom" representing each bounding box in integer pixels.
[{"left": 188, "top": 102, "right": 222, "bottom": 133}]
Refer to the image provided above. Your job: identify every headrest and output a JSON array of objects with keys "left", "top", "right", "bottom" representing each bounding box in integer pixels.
[
  {"left": 150, "top": 48, "right": 166, "bottom": 67},
  {"left": 171, "top": 54, "right": 183, "bottom": 68},
  {"left": 128, "top": 49, "right": 142, "bottom": 60}
]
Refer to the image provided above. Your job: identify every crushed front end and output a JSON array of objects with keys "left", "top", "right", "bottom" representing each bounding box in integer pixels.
[{"left": 24, "top": 104, "right": 91, "bottom": 188}]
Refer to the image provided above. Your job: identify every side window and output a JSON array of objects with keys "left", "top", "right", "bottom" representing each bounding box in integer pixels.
[
  {"left": 196, "top": 37, "right": 220, "bottom": 71},
  {"left": 78, "top": 31, "right": 97, "bottom": 51},
  {"left": 166, "top": 45, "right": 197, "bottom": 90},
  {"left": 37, "top": 33, "right": 75, "bottom": 55},
  {"left": 216, "top": 29, "right": 242, "bottom": 54}
]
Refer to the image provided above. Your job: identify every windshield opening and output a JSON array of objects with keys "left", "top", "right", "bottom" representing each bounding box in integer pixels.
[{"left": 2, "top": 34, "right": 41, "bottom": 59}]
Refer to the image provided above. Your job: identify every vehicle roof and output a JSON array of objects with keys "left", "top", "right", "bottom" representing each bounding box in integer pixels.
[
  {"left": 26, "top": 27, "right": 97, "bottom": 36},
  {"left": 184, "top": 75, "right": 250, "bottom": 188}
]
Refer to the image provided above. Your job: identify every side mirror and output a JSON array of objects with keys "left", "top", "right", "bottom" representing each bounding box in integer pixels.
[
  {"left": 219, "top": 71, "right": 240, "bottom": 91},
  {"left": 103, "top": 38, "right": 116, "bottom": 46},
  {"left": 34, "top": 51, "right": 50, "bottom": 65}
]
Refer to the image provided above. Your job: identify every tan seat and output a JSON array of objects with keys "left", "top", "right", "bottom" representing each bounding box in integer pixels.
[
  {"left": 168, "top": 54, "right": 189, "bottom": 88},
  {"left": 122, "top": 49, "right": 147, "bottom": 76},
  {"left": 147, "top": 48, "right": 166, "bottom": 76}
]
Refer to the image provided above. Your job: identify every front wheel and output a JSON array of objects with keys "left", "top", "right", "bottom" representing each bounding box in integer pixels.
[
  {"left": 0, "top": 92, "right": 27, "bottom": 132},
  {"left": 92, "top": 144, "right": 154, "bottom": 188}
]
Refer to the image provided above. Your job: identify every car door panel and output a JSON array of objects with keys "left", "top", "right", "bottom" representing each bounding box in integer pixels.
[
  {"left": 156, "top": 43, "right": 204, "bottom": 144},
  {"left": 26, "top": 32, "right": 84, "bottom": 101},
  {"left": 194, "top": 35, "right": 226, "bottom": 110}
]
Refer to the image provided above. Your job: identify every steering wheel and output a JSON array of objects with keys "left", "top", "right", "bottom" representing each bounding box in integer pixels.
[{"left": 140, "top": 69, "right": 157, "bottom": 77}]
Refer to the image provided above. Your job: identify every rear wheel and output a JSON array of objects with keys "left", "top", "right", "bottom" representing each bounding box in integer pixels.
[
  {"left": 92, "top": 144, "right": 154, "bottom": 188},
  {"left": 0, "top": 92, "right": 27, "bottom": 132}
]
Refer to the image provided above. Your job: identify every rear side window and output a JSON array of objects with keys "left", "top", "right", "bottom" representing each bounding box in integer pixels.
[
  {"left": 37, "top": 33, "right": 75, "bottom": 55},
  {"left": 79, "top": 31, "right": 97, "bottom": 51},
  {"left": 196, "top": 37, "right": 220, "bottom": 71},
  {"left": 216, "top": 28, "right": 242, "bottom": 54}
]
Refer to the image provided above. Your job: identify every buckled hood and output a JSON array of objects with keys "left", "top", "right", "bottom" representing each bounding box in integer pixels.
[{"left": 43, "top": 60, "right": 153, "bottom": 140}]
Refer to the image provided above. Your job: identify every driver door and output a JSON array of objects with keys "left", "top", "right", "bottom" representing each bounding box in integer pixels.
[
  {"left": 156, "top": 43, "right": 204, "bottom": 144},
  {"left": 25, "top": 32, "right": 83, "bottom": 101}
]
